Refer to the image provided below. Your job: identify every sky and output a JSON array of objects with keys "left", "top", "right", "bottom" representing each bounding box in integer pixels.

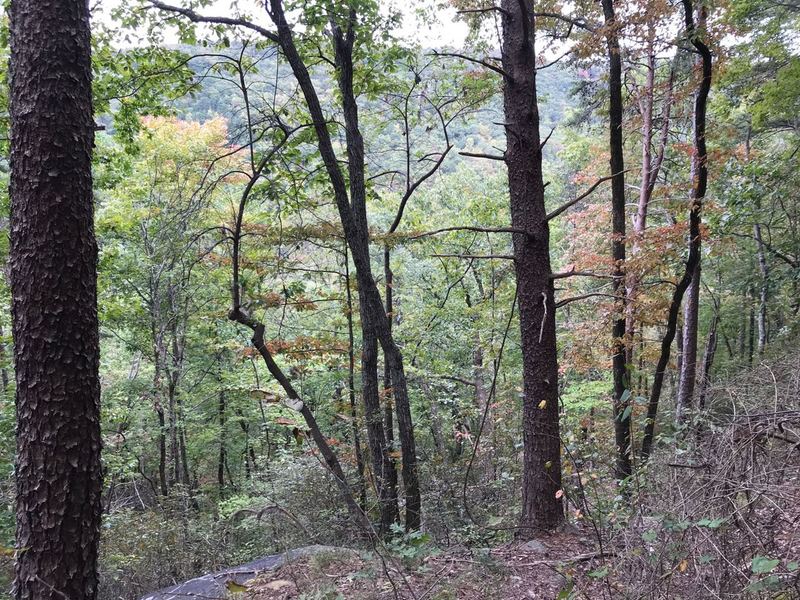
[{"left": 95, "top": 0, "right": 471, "bottom": 48}]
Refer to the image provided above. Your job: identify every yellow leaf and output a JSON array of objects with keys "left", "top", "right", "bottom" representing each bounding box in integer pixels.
[
  {"left": 538, "top": 400, "right": 547, "bottom": 409},
  {"left": 678, "top": 560, "right": 688, "bottom": 573},
  {"left": 226, "top": 580, "right": 249, "bottom": 593}
]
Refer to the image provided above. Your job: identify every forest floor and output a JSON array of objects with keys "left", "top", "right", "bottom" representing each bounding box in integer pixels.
[{"left": 244, "top": 529, "right": 608, "bottom": 599}]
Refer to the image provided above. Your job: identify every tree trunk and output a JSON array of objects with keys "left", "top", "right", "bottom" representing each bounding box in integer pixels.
[
  {"left": 676, "top": 262, "right": 701, "bottom": 423},
  {"left": 754, "top": 224, "right": 769, "bottom": 355},
  {"left": 218, "top": 373, "right": 227, "bottom": 493},
  {"left": 641, "top": 0, "right": 711, "bottom": 462},
  {"left": 268, "top": 2, "right": 421, "bottom": 530},
  {"left": 501, "top": 0, "right": 564, "bottom": 535},
  {"left": 9, "top": 0, "right": 102, "bottom": 596},
  {"left": 697, "top": 308, "right": 718, "bottom": 409},
  {"left": 344, "top": 249, "right": 367, "bottom": 509},
  {"left": 156, "top": 406, "right": 168, "bottom": 496},
  {"left": 601, "top": 0, "right": 632, "bottom": 484}
]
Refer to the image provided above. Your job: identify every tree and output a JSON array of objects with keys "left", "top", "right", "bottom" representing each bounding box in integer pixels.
[
  {"left": 500, "top": 0, "right": 564, "bottom": 534},
  {"left": 8, "top": 0, "right": 102, "bottom": 598},
  {"left": 600, "top": 0, "right": 632, "bottom": 484},
  {"left": 642, "top": 0, "right": 711, "bottom": 456}
]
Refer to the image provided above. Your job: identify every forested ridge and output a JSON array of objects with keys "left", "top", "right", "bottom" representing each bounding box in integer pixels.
[{"left": 0, "top": 0, "right": 798, "bottom": 598}]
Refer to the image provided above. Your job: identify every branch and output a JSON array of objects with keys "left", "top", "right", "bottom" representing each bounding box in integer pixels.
[
  {"left": 545, "top": 170, "right": 629, "bottom": 221},
  {"left": 407, "top": 225, "right": 527, "bottom": 240},
  {"left": 432, "top": 253, "right": 515, "bottom": 261},
  {"left": 459, "top": 150, "right": 506, "bottom": 161},
  {"left": 533, "top": 11, "right": 597, "bottom": 32},
  {"left": 437, "top": 375, "right": 477, "bottom": 387},
  {"left": 457, "top": 6, "right": 510, "bottom": 17},
  {"left": 555, "top": 292, "right": 618, "bottom": 308},
  {"left": 148, "top": 1, "right": 279, "bottom": 41},
  {"left": 389, "top": 145, "right": 453, "bottom": 233},
  {"left": 550, "top": 268, "right": 622, "bottom": 280},
  {"left": 430, "top": 51, "right": 509, "bottom": 79},
  {"left": 540, "top": 127, "right": 555, "bottom": 150}
]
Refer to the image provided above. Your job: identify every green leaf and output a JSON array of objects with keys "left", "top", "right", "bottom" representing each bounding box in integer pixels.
[
  {"left": 588, "top": 567, "right": 609, "bottom": 579},
  {"left": 641, "top": 530, "right": 657, "bottom": 543},
  {"left": 696, "top": 517, "right": 725, "bottom": 529},
  {"left": 751, "top": 555, "right": 780, "bottom": 574}
]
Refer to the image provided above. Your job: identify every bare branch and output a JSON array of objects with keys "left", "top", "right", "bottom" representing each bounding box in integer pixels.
[
  {"left": 407, "top": 225, "right": 527, "bottom": 240},
  {"left": 148, "top": 1, "right": 279, "bottom": 41},
  {"left": 432, "top": 253, "right": 515, "bottom": 261},
  {"left": 459, "top": 150, "right": 506, "bottom": 161},
  {"left": 555, "top": 292, "right": 618, "bottom": 308},
  {"left": 457, "top": 6, "right": 510, "bottom": 17},
  {"left": 429, "top": 51, "right": 509, "bottom": 79},
  {"left": 550, "top": 268, "right": 622, "bottom": 280},
  {"left": 545, "top": 170, "right": 630, "bottom": 221}
]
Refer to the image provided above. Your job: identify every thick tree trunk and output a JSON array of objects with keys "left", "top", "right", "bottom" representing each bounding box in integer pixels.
[
  {"left": 9, "top": 0, "right": 103, "bottom": 597},
  {"left": 501, "top": 0, "right": 563, "bottom": 535},
  {"left": 601, "top": 0, "right": 632, "bottom": 484},
  {"left": 358, "top": 289, "right": 400, "bottom": 533}
]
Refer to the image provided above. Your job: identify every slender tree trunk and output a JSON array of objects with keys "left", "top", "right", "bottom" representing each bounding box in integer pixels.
[
  {"left": 156, "top": 406, "right": 168, "bottom": 496},
  {"left": 344, "top": 249, "right": 367, "bottom": 509},
  {"left": 745, "top": 127, "right": 769, "bottom": 356},
  {"left": 676, "top": 262, "right": 701, "bottom": 423},
  {"left": 754, "top": 224, "right": 769, "bottom": 355},
  {"left": 218, "top": 383, "right": 226, "bottom": 493},
  {"left": 602, "top": 0, "right": 632, "bottom": 484},
  {"left": 383, "top": 246, "right": 400, "bottom": 518},
  {"left": 501, "top": 0, "right": 563, "bottom": 535},
  {"left": 748, "top": 290, "right": 755, "bottom": 366},
  {"left": 0, "top": 324, "right": 10, "bottom": 397},
  {"left": 9, "top": 0, "right": 102, "bottom": 596},
  {"left": 697, "top": 308, "right": 718, "bottom": 409},
  {"left": 641, "top": 0, "right": 711, "bottom": 462}
]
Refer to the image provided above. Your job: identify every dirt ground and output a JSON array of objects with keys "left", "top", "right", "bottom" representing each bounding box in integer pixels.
[{"left": 243, "top": 529, "right": 608, "bottom": 599}]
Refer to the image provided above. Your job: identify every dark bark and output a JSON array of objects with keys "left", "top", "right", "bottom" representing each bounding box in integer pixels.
[
  {"left": 218, "top": 376, "right": 227, "bottom": 493},
  {"left": 500, "top": 0, "right": 564, "bottom": 535},
  {"left": 9, "top": 0, "right": 102, "bottom": 597},
  {"left": 268, "top": 0, "right": 420, "bottom": 531},
  {"left": 344, "top": 250, "right": 367, "bottom": 509},
  {"left": 640, "top": 0, "right": 711, "bottom": 462},
  {"left": 227, "top": 124, "right": 371, "bottom": 537},
  {"left": 156, "top": 405, "right": 168, "bottom": 496},
  {"left": 601, "top": 0, "right": 632, "bottom": 484}
]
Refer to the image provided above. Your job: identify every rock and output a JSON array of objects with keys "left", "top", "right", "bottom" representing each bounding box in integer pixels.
[{"left": 522, "top": 539, "right": 547, "bottom": 554}]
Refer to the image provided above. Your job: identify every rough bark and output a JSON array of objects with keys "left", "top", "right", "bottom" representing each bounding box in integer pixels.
[
  {"left": 501, "top": 0, "right": 564, "bottom": 535},
  {"left": 601, "top": 0, "right": 632, "bottom": 484},
  {"left": 9, "top": 0, "right": 103, "bottom": 597}
]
